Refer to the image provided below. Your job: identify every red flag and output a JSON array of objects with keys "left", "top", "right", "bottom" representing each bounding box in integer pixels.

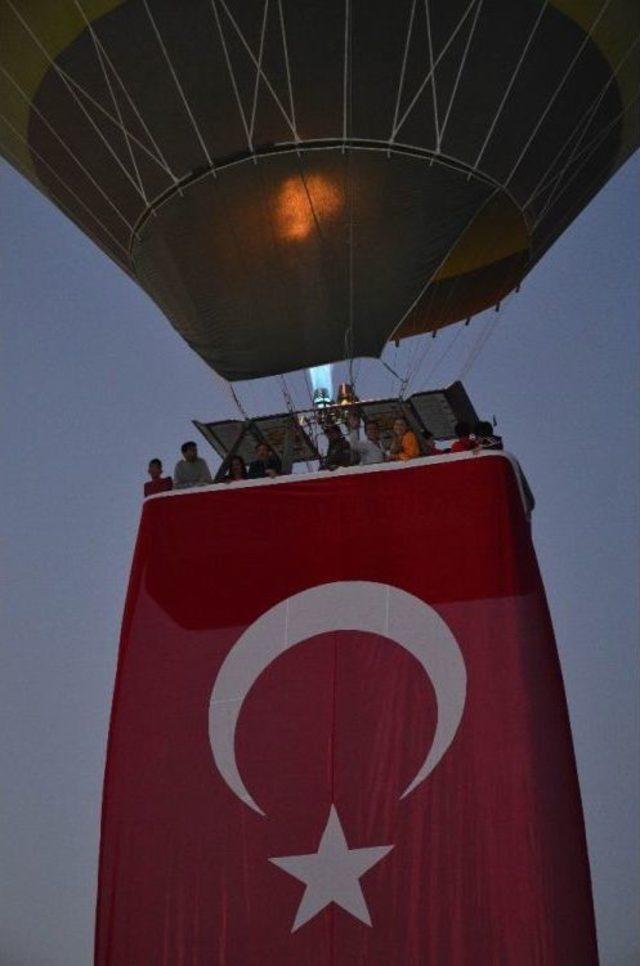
[{"left": 95, "top": 453, "right": 597, "bottom": 964}]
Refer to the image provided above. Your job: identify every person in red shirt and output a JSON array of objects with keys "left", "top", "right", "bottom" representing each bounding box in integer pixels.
[
  {"left": 449, "top": 421, "right": 478, "bottom": 453},
  {"left": 144, "top": 458, "right": 173, "bottom": 497},
  {"left": 422, "top": 429, "right": 446, "bottom": 456}
]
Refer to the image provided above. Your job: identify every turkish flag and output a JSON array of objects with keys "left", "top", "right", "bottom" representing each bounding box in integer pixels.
[{"left": 95, "top": 454, "right": 597, "bottom": 964}]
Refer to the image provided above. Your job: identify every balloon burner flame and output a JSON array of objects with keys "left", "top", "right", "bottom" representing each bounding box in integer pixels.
[{"left": 309, "top": 364, "right": 332, "bottom": 403}]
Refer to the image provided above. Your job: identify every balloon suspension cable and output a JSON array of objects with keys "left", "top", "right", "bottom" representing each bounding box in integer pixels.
[
  {"left": 345, "top": 4, "right": 356, "bottom": 395},
  {"left": 227, "top": 382, "right": 251, "bottom": 421},
  {"left": 302, "top": 368, "right": 315, "bottom": 409},
  {"left": 278, "top": 374, "right": 298, "bottom": 415},
  {"left": 457, "top": 291, "right": 519, "bottom": 381},
  {"left": 408, "top": 324, "right": 465, "bottom": 396},
  {"left": 396, "top": 348, "right": 416, "bottom": 398},
  {"left": 381, "top": 358, "right": 404, "bottom": 385},
  {"left": 400, "top": 261, "right": 480, "bottom": 395},
  {"left": 279, "top": 375, "right": 314, "bottom": 471}
]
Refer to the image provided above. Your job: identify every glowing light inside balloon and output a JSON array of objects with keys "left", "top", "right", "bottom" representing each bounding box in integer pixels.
[{"left": 276, "top": 175, "right": 342, "bottom": 241}]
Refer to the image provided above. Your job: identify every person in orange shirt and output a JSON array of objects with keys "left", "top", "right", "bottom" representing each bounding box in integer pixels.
[{"left": 389, "top": 417, "right": 420, "bottom": 461}]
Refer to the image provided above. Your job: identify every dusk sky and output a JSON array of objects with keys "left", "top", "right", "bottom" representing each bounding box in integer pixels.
[{"left": 1, "top": 154, "right": 638, "bottom": 964}]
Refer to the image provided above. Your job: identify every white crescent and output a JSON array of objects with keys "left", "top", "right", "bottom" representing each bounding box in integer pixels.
[{"left": 209, "top": 581, "right": 466, "bottom": 815}]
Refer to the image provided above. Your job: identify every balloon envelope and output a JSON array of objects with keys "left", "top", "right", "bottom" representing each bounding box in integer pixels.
[{"left": 1, "top": 0, "right": 637, "bottom": 379}]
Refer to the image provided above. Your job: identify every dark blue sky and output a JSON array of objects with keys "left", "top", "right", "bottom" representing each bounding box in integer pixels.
[{"left": 1, "top": 155, "right": 638, "bottom": 965}]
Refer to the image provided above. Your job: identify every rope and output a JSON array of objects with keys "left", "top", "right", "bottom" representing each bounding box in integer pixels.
[
  {"left": 438, "top": 0, "right": 483, "bottom": 148},
  {"left": 278, "top": 0, "right": 299, "bottom": 140},
  {"left": 74, "top": 0, "right": 147, "bottom": 202},
  {"left": 469, "top": 0, "right": 549, "bottom": 178},
  {"left": 73, "top": 0, "right": 177, "bottom": 180},
  {"left": 391, "top": 0, "right": 477, "bottom": 142},
  {"left": 217, "top": 0, "right": 299, "bottom": 139},
  {"left": 457, "top": 304, "right": 507, "bottom": 380},
  {"left": 389, "top": 0, "right": 418, "bottom": 147},
  {"left": 0, "top": 107, "right": 133, "bottom": 238},
  {"left": 415, "top": 325, "right": 464, "bottom": 391},
  {"left": 227, "top": 383, "right": 251, "bottom": 421},
  {"left": 5, "top": 0, "right": 147, "bottom": 200},
  {"left": 210, "top": 0, "right": 254, "bottom": 154},
  {"left": 525, "top": 34, "right": 640, "bottom": 208},
  {"left": 0, "top": 137, "right": 131, "bottom": 271},
  {"left": 424, "top": 0, "right": 442, "bottom": 149},
  {"left": 144, "top": 0, "right": 214, "bottom": 169},
  {"left": 505, "top": 0, "right": 614, "bottom": 188},
  {"left": 345, "top": 0, "right": 356, "bottom": 389}
]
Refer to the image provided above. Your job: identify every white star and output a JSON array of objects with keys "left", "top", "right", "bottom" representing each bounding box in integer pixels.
[{"left": 269, "top": 805, "right": 393, "bottom": 932}]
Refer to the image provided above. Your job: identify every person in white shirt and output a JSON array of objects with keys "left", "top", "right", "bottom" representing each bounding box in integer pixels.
[
  {"left": 348, "top": 417, "right": 387, "bottom": 466},
  {"left": 173, "top": 441, "right": 213, "bottom": 489}
]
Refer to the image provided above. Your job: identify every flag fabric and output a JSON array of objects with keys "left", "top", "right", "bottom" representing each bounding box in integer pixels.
[{"left": 95, "top": 453, "right": 597, "bottom": 965}]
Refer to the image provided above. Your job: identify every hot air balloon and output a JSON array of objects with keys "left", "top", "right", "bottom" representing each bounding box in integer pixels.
[
  {"left": 2, "top": 6, "right": 636, "bottom": 964},
  {"left": 0, "top": 0, "right": 637, "bottom": 381}
]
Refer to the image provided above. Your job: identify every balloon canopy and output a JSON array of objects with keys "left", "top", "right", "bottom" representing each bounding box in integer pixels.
[{"left": 1, "top": 0, "right": 638, "bottom": 380}]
